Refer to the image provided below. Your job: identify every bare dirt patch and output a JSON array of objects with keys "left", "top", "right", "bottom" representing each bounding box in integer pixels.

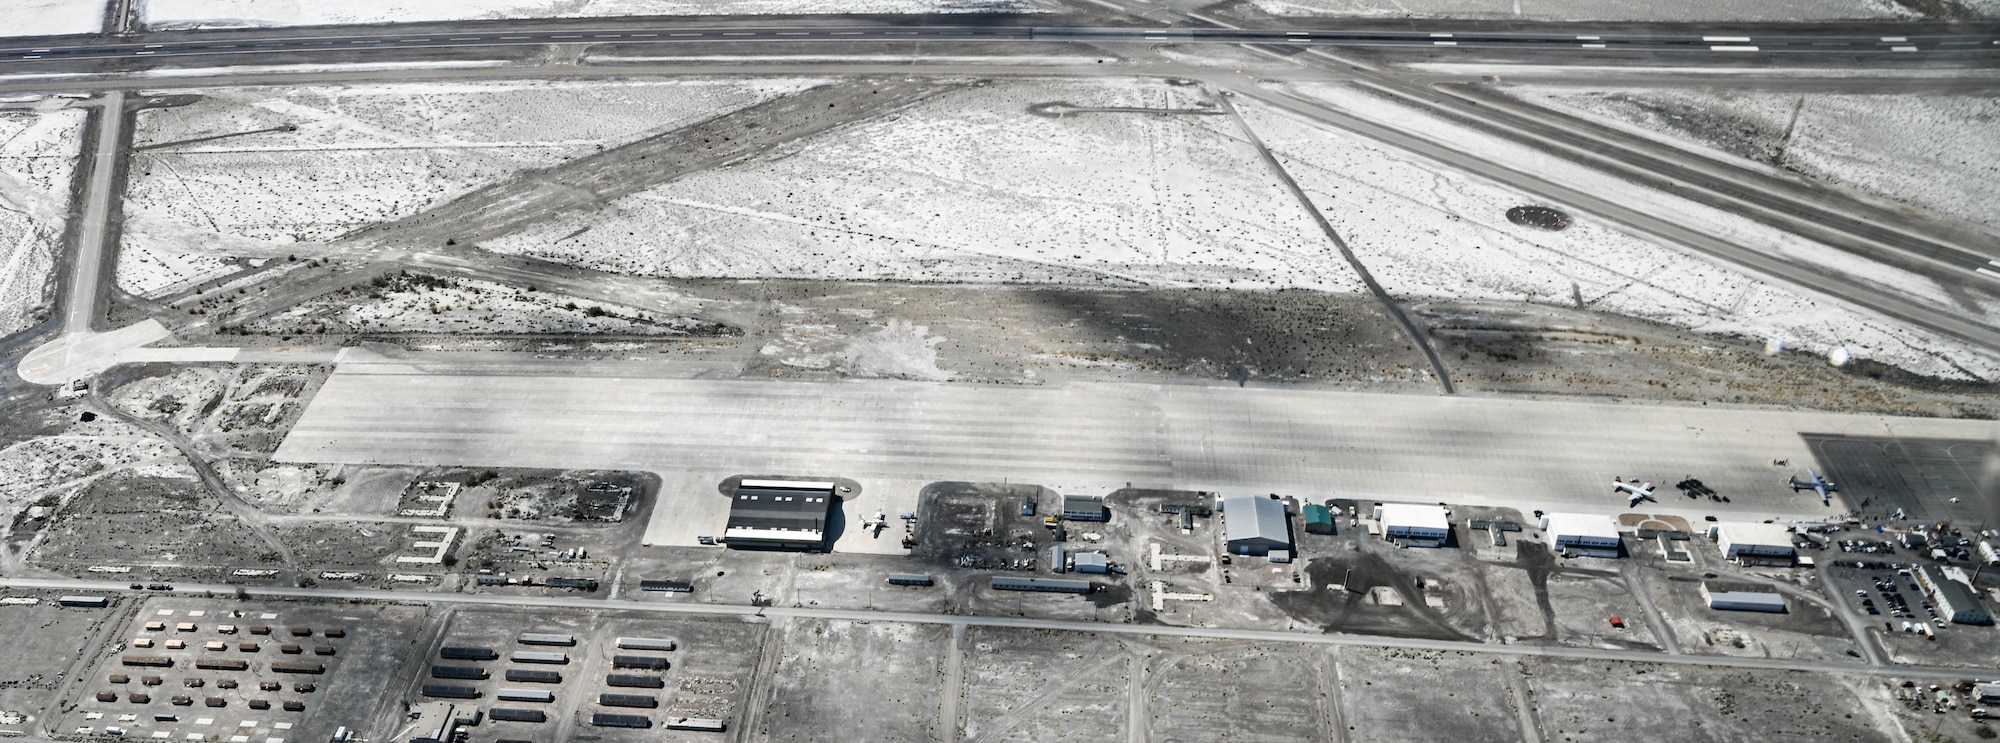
[
  {"left": 758, "top": 619, "right": 947, "bottom": 742},
  {"left": 1420, "top": 299, "right": 2000, "bottom": 417},
  {"left": 33, "top": 470, "right": 278, "bottom": 575}
]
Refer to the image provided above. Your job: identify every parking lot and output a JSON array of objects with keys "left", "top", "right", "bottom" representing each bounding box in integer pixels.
[{"left": 1823, "top": 565, "right": 1946, "bottom": 638}]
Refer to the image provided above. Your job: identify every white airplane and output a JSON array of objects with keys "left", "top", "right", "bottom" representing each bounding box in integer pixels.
[
  {"left": 1613, "top": 477, "right": 1657, "bottom": 507},
  {"left": 1787, "top": 469, "right": 1837, "bottom": 506}
]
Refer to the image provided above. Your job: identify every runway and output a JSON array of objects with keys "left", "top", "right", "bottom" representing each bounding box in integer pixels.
[
  {"left": 1, "top": 23, "right": 1994, "bottom": 66},
  {"left": 273, "top": 365, "right": 1999, "bottom": 522}
]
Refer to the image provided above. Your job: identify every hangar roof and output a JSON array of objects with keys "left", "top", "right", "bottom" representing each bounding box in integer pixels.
[
  {"left": 1717, "top": 521, "right": 1794, "bottom": 547},
  {"left": 1378, "top": 503, "right": 1449, "bottom": 531},
  {"left": 1222, "top": 495, "right": 1290, "bottom": 545},
  {"left": 726, "top": 481, "right": 835, "bottom": 538},
  {"left": 1542, "top": 512, "right": 1619, "bottom": 541}
]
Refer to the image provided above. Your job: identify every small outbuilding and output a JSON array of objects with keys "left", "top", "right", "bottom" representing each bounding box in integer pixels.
[
  {"left": 1222, "top": 495, "right": 1292, "bottom": 556},
  {"left": 1303, "top": 504, "right": 1335, "bottom": 535}
]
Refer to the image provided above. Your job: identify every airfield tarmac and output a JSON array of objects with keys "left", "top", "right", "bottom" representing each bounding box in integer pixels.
[{"left": 272, "top": 363, "right": 2000, "bottom": 550}]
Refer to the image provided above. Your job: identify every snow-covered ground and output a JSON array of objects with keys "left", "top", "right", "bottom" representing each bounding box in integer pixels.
[
  {"left": 1243, "top": 0, "right": 1918, "bottom": 20},
  {"left": 118, "top": 78, "right": 821, "bottom": 297},
  {"left": 0, "top": 103, "right": 87, "bottom": 338},
  {"left": 1251, "top": 84, "right": 2000, "bottom": 381},
  {"left": 142, "top": 0, "right": 1049, "bottom": 29},
  {"left": 479, "top": 79, "right": 1365, "bottom": 292},
  {"left": 1508, "top": 87, "right": 2000, "bottom": 234},
  {"left": 0, "top": 0, "right": 105, "bottom": 37}
]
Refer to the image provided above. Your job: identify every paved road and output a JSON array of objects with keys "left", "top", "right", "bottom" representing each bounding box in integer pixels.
[
  {"left": 1233, "top": 83, "right": 2000, "bottom": 351},
  {"left": 0, "top": 576, "right": 1980, "bottom": 680},
  {"left": 1163, "top": 10, "right": 2000, "bottom": 348},
  {"left": 1, "top": 25, "right": 1995, "bottom": 65},
  {"left": 62, "top": 90, "right": 124, "bottom": 335},
  {"left": 1420, "top": 82, "right": 1999, "bottom": 284}
]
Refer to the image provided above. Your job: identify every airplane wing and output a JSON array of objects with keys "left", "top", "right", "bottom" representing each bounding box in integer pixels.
[{"left": 1628, "top": 492, "right": 1646, "bottom": 507}]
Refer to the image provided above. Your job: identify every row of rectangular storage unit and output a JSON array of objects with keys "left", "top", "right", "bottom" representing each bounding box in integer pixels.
[
  {"left": 141, "top": 623, "right": 343, "bottom": 638},
  {"left": 600, "top": 693, "right": 657, "bottom": 709},
  {"left": 422, "top": 636, "right": 693, "bottom": 728},
  {"left": 611, "top": 655, "right": 668, "bottom": 670},
  {"left": 607, "top": 674, "right": 664, "bottom": 688},
  {"left": 421, "top": 685, "right": 561, "bottom": 703},
  {"left": 579, "top": 637, "right": 680, "bottom": 729},
  {"left": 120, "top": 657, "right": 322, "bottom": 674},
  {"left": 615, "top": 637, "right": 676, "bottom": 651},
  {"left": 439, "top": 646, "right": 499, "bottom": 661},
  {"left": 489, "top": 708, "right": 546, "bottom": 723},
  {"left": 590, "top": 714, "right": 725, "bottom": 731},
  {"left": 427, "top": 675, "right": 663, "bottom": 691},
  {"left": 429, "top": 665, "right": 488, "bottom": 680},
  {"left": 132, "top": 639, "right": 332, "bottom": 655},
  {"left": 508, "top": 669, "right": 561, "bottom": 683},
  {"left": 91, "top": 693, "right": 305, "bottom": 711}
]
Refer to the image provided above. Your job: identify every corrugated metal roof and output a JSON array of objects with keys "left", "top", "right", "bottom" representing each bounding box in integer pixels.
[{"left": 1222, "top": 496, "right": 1289, "bottom": 545}]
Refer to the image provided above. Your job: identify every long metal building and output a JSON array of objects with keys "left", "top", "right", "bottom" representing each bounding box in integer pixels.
[{"left": 991, "top": 576, "right": 1093, "bottom": 594}]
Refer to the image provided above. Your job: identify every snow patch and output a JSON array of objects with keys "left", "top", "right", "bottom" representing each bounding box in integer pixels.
[
  {"left": 144, "top": 0, "right": 1051, "bottom": 29},
  {"left": 1245, "top": 87, "right": 2000, "bottom": 381},
  {"left": 0, "top": 106, "right": 86, "bottom": 336},
  {"left": 117, "top": 78, "right": 821, "bottom": 297},
  {"left": 479, "top": 79, "right": 1365, "bottom": 293},
  {"left": 0, "top": 0, "right": 106, "bottom": 37}
]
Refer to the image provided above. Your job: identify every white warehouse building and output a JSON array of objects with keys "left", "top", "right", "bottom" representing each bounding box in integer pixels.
[
  {"left": 1375, "top": 503, "right": 1450, "bottom": 547},
  {"left": 1540, "top": 513, "right": 1621, "bottom": 557},
  {"left": 1712, "top": 522, "right": 1797, "bottom": 566},
  {"left": 1701, "top": 582, "right": 1787, "bottom": 613}
]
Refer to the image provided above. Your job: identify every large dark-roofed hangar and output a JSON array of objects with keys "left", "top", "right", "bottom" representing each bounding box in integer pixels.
[{"left": 723, "top": 478, "right": 839, "bottom": 551}]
